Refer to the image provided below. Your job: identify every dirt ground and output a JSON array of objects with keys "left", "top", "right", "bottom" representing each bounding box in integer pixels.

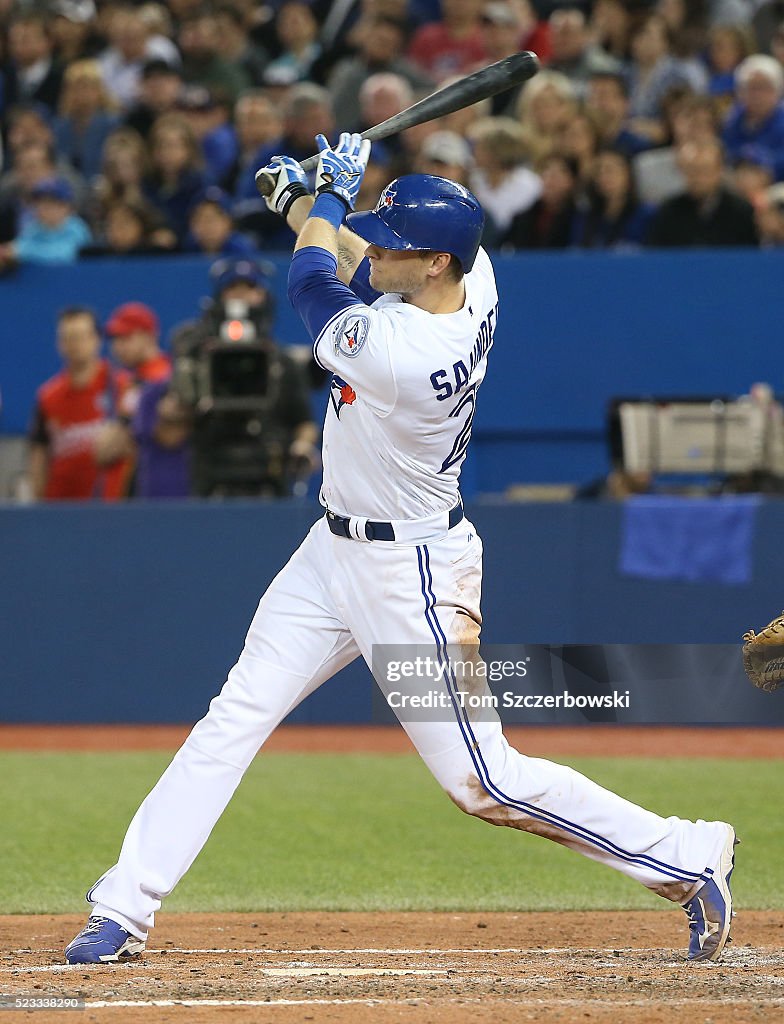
[
  {"left": 2, "top": 723, "right": 783, "bottom": 758},
  {"left": 3, "top": 911, "right": 783, "bottom": 1024},
  {"left": 2, "top": 725, "right": 782, "bottom": 1023}
]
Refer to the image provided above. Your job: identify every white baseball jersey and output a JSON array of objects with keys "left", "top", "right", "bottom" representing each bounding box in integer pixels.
[{"left": 313, "top": 248, "right": 499, "bottom": 521}]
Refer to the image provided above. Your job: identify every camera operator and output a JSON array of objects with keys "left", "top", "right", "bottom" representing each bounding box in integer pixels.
[{"left": 171, "top": 257, "right": 318, "bottom": 497}]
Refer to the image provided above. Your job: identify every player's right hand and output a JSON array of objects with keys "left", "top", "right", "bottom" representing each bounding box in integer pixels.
[
  {"left": 258, "top": 156, "right": 309, "bottom": 217},
  {"left": 315, "top": 132, "right": 371, "bottom": 210}
]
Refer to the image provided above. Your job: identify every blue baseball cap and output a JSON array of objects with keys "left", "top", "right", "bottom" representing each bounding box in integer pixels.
[
  {"left": 30, "top": 177, "right": 74, "bottom": 204},
  {"left": 210, "top": 257, "right": 274, "bottom": 295}
]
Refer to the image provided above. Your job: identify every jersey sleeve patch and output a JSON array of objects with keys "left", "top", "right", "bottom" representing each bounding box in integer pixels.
[{"left": 334, "top": 311, "right": 370, "bottom": 359}]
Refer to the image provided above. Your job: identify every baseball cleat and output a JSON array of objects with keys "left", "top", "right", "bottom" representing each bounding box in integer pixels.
[
  {"left": 683, "top": 825, "right": 738, "bottom": 962},
  {"left": 65, "top": 915, "right": 145, "bottom": 964}
]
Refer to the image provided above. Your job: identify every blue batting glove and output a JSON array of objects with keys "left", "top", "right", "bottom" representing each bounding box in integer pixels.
[
  {"left": 257, "top": 155, "right": 309, "bottom": 217},
  {"left": 314, "top": 132, "right": 372, "bottom": 210}
]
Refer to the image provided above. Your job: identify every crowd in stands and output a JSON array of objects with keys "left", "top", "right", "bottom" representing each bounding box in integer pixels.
[
  {"left": 1, "top": 0, "right": 784, "bottom": 263},
  {"left": 8, "top": 0, "right": 784, "bottom": 501}
]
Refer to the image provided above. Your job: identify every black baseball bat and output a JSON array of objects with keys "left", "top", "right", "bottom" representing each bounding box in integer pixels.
[{"left": 255, "top": 51, "right": 540, "bottom": 197}]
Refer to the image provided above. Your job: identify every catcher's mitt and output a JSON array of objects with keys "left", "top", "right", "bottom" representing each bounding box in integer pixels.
[{"left": 742, "top": 613, "right": 784, "bottom": 692}]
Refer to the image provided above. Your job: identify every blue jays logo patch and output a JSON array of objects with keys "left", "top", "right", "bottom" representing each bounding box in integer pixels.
[
  {"left": 329, "top": 375, "right": 357, "bottom": 419},
  {"left": 375, "top": 183, "right": 397, "bottom": 211},
  {"left": 335, "top": 312, "right": 369, "bottom": 358}
]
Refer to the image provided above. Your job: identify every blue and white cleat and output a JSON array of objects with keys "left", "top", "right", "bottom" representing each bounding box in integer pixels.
[
  {"left": 65, "top": 915, "right": 145, "bottom": 964},
  {"left": 684, "top": 825, "right": 738, "bottom": 962}
]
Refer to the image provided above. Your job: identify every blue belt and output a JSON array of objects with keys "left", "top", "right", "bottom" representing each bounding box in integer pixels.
[{"left": 326, "top": 502, "right": 464, "bottom": 542}]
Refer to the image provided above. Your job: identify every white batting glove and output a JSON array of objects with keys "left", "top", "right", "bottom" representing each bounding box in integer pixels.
[
  {"left": 256, "top": 156, "right": 310, "bottom": 217},
  {"left": 314, "top": 132, "right": 372, "bottom": 210}
]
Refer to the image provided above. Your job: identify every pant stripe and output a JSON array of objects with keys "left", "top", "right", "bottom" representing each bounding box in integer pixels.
[{"left": 416, "top": 545, "right": 707, "bottom": 885}]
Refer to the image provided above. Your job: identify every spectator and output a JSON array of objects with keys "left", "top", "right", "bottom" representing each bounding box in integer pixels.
[
  {"left": 327, "top": 16, "right": 433, "bottom": 133},
  {"left": 264, "top": 0, "right": 321, "bottom": 84},
  {"left": 358, "top": 73, "right": 414, "bottom": 167},
  {"left": 27, "top": 306, "right": 131, "bottom": 501},
  {"left": 214, "top": 4, "right": 269, "bottom": 87},
  {"left": 478, "top": 2, "right": 551, "bottom": 115},
  {"left": 512, "top": 0, "right": 552, "bottom": 65},
  {"left": 282, "top": 79, "right": 331, "bottom": 150},
  {"left": 732, "top": 145, "right": 775, "bottom": 205},
  {"left": 546, "top": 8, "right": 620, "bottom": 95},
  {"left": 628, "top": 14, "right": 709, "bottom": 143},
  {"left": 186, "top": 187, "right": 256, "bottom": 256},
  {"left": 751, "top": 4, "right": 784, "bottom": 53},
  {"left": 5, "top": 102, "right": 56, "bottom": 158},
  {"left": 223, "top": 90, "right": 283, "bottom": 196},
  {"left": 81, "top": 197, "right": 172, "bottom": 256},
  {"left": 233, "top": 84, "right": 333, "bottom": 248},
  {"left": 500, "top": 152, "right": 579, "bottom": 250},
  {"left": 131, "top": 379, "right": 192, "bottom": 498},
  {"left": 142, "top": 114, "right": 206, "bottom": 242},
  {"left": 53, "top": 60, "right": 120, "bottom": 181},
  {"left": 407, "top": 0, "right": 487, "bottom": 83},
  {"left": 467, "top": 116, "right": 541, "bottom": 240},
  {"left": 177, "top": 8, "right": 250, "bottom": 104},
  {"left": 705, "top": 24, "right": 753, "bottom": 114},
  {"left": 634, "top": 93, "right": 721, "bottom": 204},
  {"left": 106, "top": 301, "right": 171, "bottom": 391},
  {"left": 572, "top": 147, "right": 653, "bottom": 248},
  {"left": 138, "top": 2, "right": 177, "bottom": 42},
  {"left": 0, "top": 177, "right": 91, "bottom": 267},
  {"left": 586, "top": 72, "right": 653, "bottom": 158},
  {"left": 90, "top": 300, "right": 173, "bottom": 488},
  {"left": 50, "top": 0, "right": 102, "bottom": 64},
  {"left": 772, "top": 20, "right": 784, "bottom": 68},
  {"left": 0, "top": 139, "right": 87, "bottom": 243},
  {"left": 3, "top": 12, "right": 64, "bottom": 113},
  {"left": 647, "top": 138, "right": 759, "bottom": 245},
  {"left": 176, "top": 86, "right": 237, "bottom": 185},
  {"left": 415, "top": 129, "right": 473, "bottom": 185},
  {"left": 89, "top": 127, "right": 150, "bottom": 227},
  {"left": 755, "top": 182, "right": 784, "bottom": 245},
  {"left": 722, "top": 55, "right": 784, "bottom": 181},
  {"left": 657, "top": 0, "right": 708, "bottom": 62},
  {"left": 558, "top": 109, "right": 603, "bottom": 188},
  {"left": 2, "top": 104, "right": 89, "bottom": 202},
  {"left": 515, "top": 71, "right": 577, "bottom": 163},
  {"left": 99, "top": 6, "right": 179, "bottom": 109},
  {"left": 124, "top": 59, "right": 183, "bottom": 140},
  {"left": 589, "top": 0, "right": 635, "bottom": 63}
]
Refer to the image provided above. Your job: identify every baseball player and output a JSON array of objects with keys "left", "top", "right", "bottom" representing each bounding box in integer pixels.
[{"left": 65, "top": 134, "right": 736, "bottom": 966}]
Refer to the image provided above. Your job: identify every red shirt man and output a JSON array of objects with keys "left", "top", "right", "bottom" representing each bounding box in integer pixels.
[
  {"left": 29, "top": 306, "right": 132, "bottom": 500},
  {"left": 407, "top": 0, "right": 488, "bottom": 83},
  {"left": 105, "top": 302, "right": 171, "bottom": 421}
]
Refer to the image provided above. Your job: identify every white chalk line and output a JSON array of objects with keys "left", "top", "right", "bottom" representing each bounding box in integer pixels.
[
  {"left": 84, "top": 999, "right": 389, "bottom": 1008},
  {"left": 77, "top": 996, "right": 784, "bottom": 1010}
]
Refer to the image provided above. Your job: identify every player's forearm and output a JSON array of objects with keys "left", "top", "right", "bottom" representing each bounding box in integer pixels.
[
  {"left": 294, "top": 191, "right": 347, "bottom": 258},
  {"left": 288, "top": 195, "right": 365, "bottom": 284},
  {"left": 294, "top": 211, "right": 339, "bottom": 257}
]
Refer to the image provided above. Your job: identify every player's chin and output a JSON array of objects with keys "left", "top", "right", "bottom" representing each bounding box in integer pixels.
[{"left": 368, "top": 270, "right": 391, "bottom": 292}]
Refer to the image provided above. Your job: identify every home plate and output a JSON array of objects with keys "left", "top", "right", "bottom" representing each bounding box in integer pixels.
[{"left": 261, "top": 968, "right": 449, "bottom": 977}]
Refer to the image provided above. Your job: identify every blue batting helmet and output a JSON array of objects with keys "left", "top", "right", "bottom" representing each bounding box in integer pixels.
[{"left": 346, "top": 175, "right": 484, "bottom": 273}]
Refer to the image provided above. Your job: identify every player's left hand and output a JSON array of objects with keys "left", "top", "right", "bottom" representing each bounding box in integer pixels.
[
  {"left": 315, "top": 132, "right": 371, "bottom": 210},
  {"left": 258, "top": 156, "right": 309, "bottom": 217}
]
